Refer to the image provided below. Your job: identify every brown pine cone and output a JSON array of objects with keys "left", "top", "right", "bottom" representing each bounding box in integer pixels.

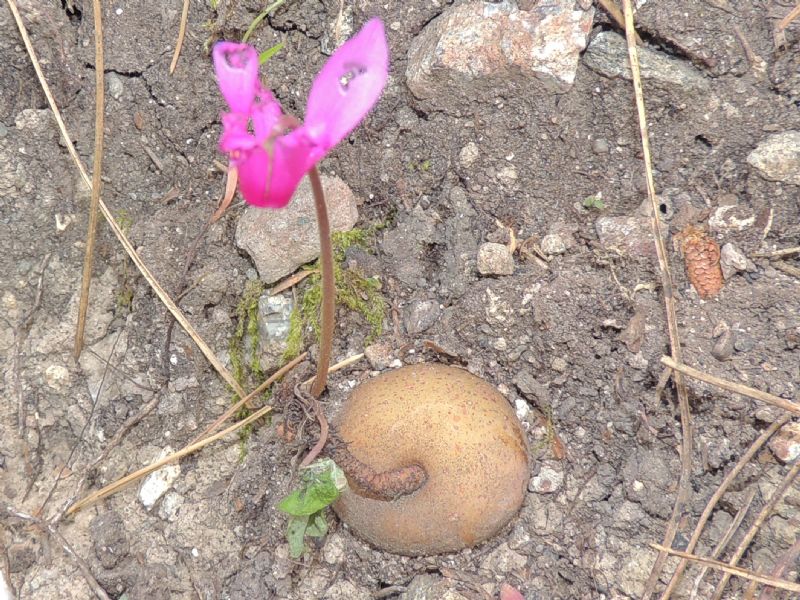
[{"left": 680, "top": 226, "right": 723, "bottom": 299}]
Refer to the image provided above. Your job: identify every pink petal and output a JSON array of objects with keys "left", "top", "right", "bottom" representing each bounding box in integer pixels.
[
  {"left": 499, "top": 583, "right": 525, "bottom": 600},
  {"left": 304, "top": 18, "right": 388, "bottom": 151},
  {"left": 251, "top": 91, "right": 284, "bottom": 141},
  {"left": 237, "top": 129, "right": 320, "bottom": 208},
  {"left": 219, "top": 113, "right": 257, "bottom": 157},
  {"left": 213, "top": 42, "right": 260, "bottom": 114}
]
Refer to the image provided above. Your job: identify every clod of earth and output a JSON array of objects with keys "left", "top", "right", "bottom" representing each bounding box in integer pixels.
[{"left": 332, "top": 363, "right": 530, "bottom": 555}]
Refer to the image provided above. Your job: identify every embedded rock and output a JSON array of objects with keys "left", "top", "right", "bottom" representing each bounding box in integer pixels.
[
  {"left": 236, "top": 175, "right": 359, "bottom": 284},
  {"left": 406, "top": 0, "right": 593, "bottom": 106},
  {"left": 747, "top": 131, "right": 800, "bottom": 185}
]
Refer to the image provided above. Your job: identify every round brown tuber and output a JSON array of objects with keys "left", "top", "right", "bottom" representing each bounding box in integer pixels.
[{"left": 332, "top": 363, "right": 530, "bottom": 556}]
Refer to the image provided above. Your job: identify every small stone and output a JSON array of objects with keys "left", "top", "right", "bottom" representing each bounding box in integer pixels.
[
  {"left": 44, "top": 364, "right": 70, "bottom": 391},
  {"left": 106, "top": 72, "right": 124, "bottom": 100},
  {"left": 492, "top": 337, "right": 508, "bottom": 351},
  {"left": 708, "top": 205, "right": 755, "bottom": 234},
  {"left": 551, "top": 357, "right": 567, "bottom": 372},
  {"left": 540, "top": 233, "right": 566, "bottom": 255},
  {"left": 324, "top": 580, "right": 371, "bottom": 600},
  {"left": 584, "top": 31, "right": 708, "bottom": 92},
  {"left": 478, "top": 242, "right": 514, "bottom": 276},
  {"left": 139, "top": 448, "right": 181, "bottom": 510},
  {"left": 404, "top": 299, "right": 441, "bottom": 335},
  {"left": 769, "top": 422, "right": 800, "bottom": 463},
  {"left": 497, "top": 165, "right": 518, "bottom": 185},
  {"left": 595, "top": 215, "right": 665, "bottom": 258},
  {"left": 711, "top": 328, "right": 734, "bottom": 361},
  {"left": 479, "top": 542, "right": 527, "bottom": 574},
  {"left": 720, "top": 243, "right": 748, "bottom": 280},
  {"left": 747, "top": 131, "right": 800, "bottom": 185},
  {"left": 402, "top": 574, "right": 469, "bottom": 600},
  {"left": 592, "top": 138, "right": 610, "bottom": 154},
  {"left": 514, "top": 398, "right": 530, "bottom": 421},
  {"left": 157, "top": 492, "right": 184, "bottom": 522},
  {"left": 529, "top": 464, "right": 564, "bottom": 494},
  {"left": 235, "top": 175, "right": 359, "bottom": 284},
  {"left": 734, "top": 335, "right": 755, "bottom": 353},
  {"left": 258, "top": 293, "right": 294, "bottom": 371},
  {"left": 459, "top": 142, "right": 480, "bottom": 168},
  {"left": 365, "top": 342, "right": 394, "bottom": 370},
  {"left": 322, "top": 533, "right": 345, "bottom": 565}
]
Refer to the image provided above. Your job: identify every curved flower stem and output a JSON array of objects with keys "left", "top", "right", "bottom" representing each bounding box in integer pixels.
[{"left": 309, "top": 166, "right": 335, "bottom": 398}]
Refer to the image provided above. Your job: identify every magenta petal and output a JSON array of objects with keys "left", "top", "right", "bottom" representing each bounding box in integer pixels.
[
  {"left": 236, "top": 146, "right": 272, "bottom": 207},
  {"left": 304, "top": 18, "right": 388, "bottom": 151},
  {"left": 264, "top": 130, "right": 321, "bottom": 208},
  {"left": 212, "top": 42, "right": 260, "bottom": 114},
  {"left": 219, "top": 113, "right": 256, "bottom": 156},
  {"left": 251, "top": 92, "right": 283, "bottom": 142}
]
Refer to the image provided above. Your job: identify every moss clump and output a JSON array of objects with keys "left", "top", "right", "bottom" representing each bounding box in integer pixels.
[
  {"left": 229, "top": 279, "right": 269, "bottom": 456},
  {"left": 283, "top": 226, "right": 387, "bottom": 361}
]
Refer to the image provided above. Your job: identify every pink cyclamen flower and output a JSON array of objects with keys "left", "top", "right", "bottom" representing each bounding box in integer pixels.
[{"left": 212, "top": 19, "right": 389, "bottom": 208}]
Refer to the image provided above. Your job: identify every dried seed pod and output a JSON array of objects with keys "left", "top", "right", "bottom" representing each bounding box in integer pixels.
[{"left": 679, "top": 226, "right": 723, "bottom": 299}]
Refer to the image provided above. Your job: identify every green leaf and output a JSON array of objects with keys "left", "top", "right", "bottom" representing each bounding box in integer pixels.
[
  {"left": 305, "top": 511, "right": 328, "bottom": 538},
  {"left": 259, "top": 42, "right": 285, "bottom": 64},
  {"left": 286, "top": 515, "right": 309, "bottom": 558},
  {"left": 582, "top": 195, "right": 605, "bottom": 210},
  {"left": 277, "top": 473, "right": 340, "bottom": 516},
  {"left": 242, "top": 0, "right": 288, "bottom": 43}
]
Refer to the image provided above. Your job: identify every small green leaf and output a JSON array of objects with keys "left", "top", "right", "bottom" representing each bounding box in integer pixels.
[
  {"left": 582, "top": 195, "right": 605, "bottom": 210},
  {"left": 305, "top": 511, "right": 328, "bottom": 538},
  {"left": 259, "top": 42, "right": 285, "bottom": 64},
  {"left": 277, "top": 474, "right": 339, "bottom": 516},
  {"left": 286, "top": 515, "right": 309, "bottom": 558}
]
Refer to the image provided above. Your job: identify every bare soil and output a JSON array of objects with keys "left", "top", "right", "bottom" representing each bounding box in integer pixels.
[{"left": 2, "top": 1, "right": 800, "bottom": 599}]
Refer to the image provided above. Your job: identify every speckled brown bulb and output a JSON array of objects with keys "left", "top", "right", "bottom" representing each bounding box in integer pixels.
[{"left": 333, "top": 363, "right": 530, "bottom": 556}]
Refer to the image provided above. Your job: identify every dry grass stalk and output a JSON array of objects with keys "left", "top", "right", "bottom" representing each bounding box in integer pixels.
[
  {"left": 778, "top": 2, "right": 800, "bottom": 31},
  {"left": 711, "top": 459, "right": 800, "bottom": 599},
  {"left": 169, "top": 0, "right": 191, "bottom": 74},
  {"left": 752, "top": 246, "right": 800, "bottom": 259},
  {"left": 7, "top": 0, "right": 248, "bottom": 399},
  {"left": 651, "top": 545, "right": 800, "bottom": 594},
  {"left": 660, "top": 416, "right": 791, "bottom": 599},
  {"left": 67, "top": 405, "right": 272, "bottom": 515},
  {"left": 189, "top": 351, "right": 308, "bottom": 445},
  {"left": 619, "top": 3, "right": 694, "bottom": 597},
  {"left": 596, "top": 0, "right": 643, "bottom": 44},
  {"left": 73, "top": 0, "right": 105, "bottom": 358},
  {"left": 689, "top": 487, "right": 758, "bottom": 600},
  {"left": 661, "top": 357, "right": 800, "bottom": 416}
]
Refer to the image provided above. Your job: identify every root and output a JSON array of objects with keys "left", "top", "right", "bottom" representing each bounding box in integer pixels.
[{"left": 328, "top": 438, "right": 427, "bottom": 501}]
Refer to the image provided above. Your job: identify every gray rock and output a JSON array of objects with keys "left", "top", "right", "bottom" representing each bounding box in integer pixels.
[
  {"left": 382, "top": 205, "right": 439, "bottom": 287},
  {"left": 529, "top": 464, "right": 564, "bottom": 494},
  {"left": 595, "top": 215, "right": 665, "bottom": 258},
  {"left": 235, "top": 175, "right": 359, "bottom": 284},
  {"left": 324, "top": 580, "right": 371, "bottom": 600},
  {"left": 592, "top": 137, "right": 610, "bottom": 154},
  {"left": 478, "top": 242, "right": 514, "bottom": 276},
  {"left": 364, "top": 342, "right": 394, "bottom": 370},
  {"left": 479, "top": 542, "right": 527, "bottom": 574},
  {"left": 459, "top": 142, "right": 480, "bottom": 168},
  {"left": 769, "top": 422, "right": 800, "bottom": 463},
  {"left": 257, "top": 293, "right": 294, "bottom": 371},
  {"left": 106, "top": 72, "right": 124, "bottom": 100},
  {"left": 540, "top": 233, "right": 566, "bottom": 255},
  {"left": 404, "top": 299, "right": 441, "bottom": 335},
  {"left": 91, "top": 511, "right": 130, "bottom": 569},
  {"left": 584, "top": 31, "right": 708, "bottom": 92},
  {"left": 720, "top": 242, "right": 747, "bottom": 280},
  {"left": 747, "top": 131, "right": 800, "bottom": 185},
  {"left": 406, "top": 0, "right": 593, "bottom": 106},
  {"left": 708, "top": 204, "right": 755, "bottom": 234},
  {"left": 402, "top": 574, "right": 468, "bottom": 600}
]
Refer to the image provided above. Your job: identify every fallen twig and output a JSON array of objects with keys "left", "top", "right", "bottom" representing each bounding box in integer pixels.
[
  {"left": 597, "top": 0, "right": 643, "bottom": 45},
  {"left": 73, "top": 0, "right": 105, "bottom": 358},
  {"left": 661, "top": 356, "right": 800, "bottom": 416},
  {"left": 752, "top": 246, "right": 800, "bottom": 259},
  {"left": 751, "top": 535, "right": 800, "bottom": 600},
  {"left": 651, "top": 544, "right": 800, "bottom": 594},
  {"left": 777, "top": 2, "right": 800, "bottom": 31},
  {"left": 660, "top": 415, "right": 791, "bottom": 599},
  {"left": 169, "top": 0, "right": 190, "bottom": 74},
  {"left": 711, "top": 460, "right": 800, "bottom": 599},
  {"left": 620, "top": 3, "right": 694, "bottom": 597}
]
